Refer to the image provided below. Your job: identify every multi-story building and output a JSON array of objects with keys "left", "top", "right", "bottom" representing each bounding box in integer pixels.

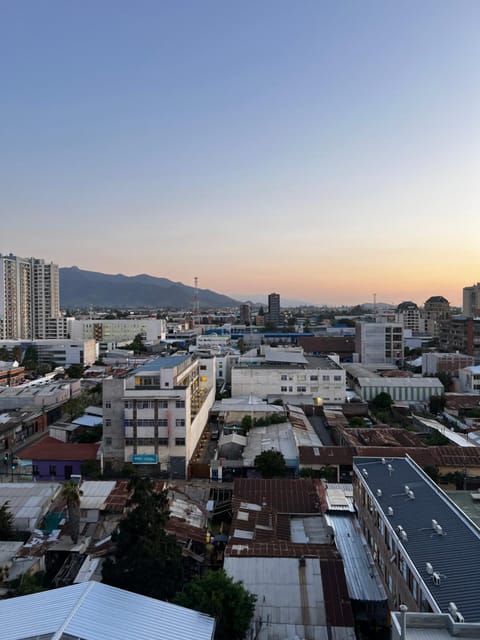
[
  {"left": 463, "top": 283, "right": 480, "bottom": 317},
  {"left": 459, "top": 365, "right": 480, "bottom": 394},
  {"left": 353, "top": 456, "right": 480, "bottom": 623},
  {"left": 396, "top": 301, "right": 421, "bottom": 334},
  {"left": 0, "top": 339, "right": 96, "bottom": 367},
  {"left": 439, "top": 316, "right": 480, "bottom": 361},
  {"left": 0, "top": 254, "right": 63, "bottom": 340},
  {"left": 102, "top": 355, "right": 215, "bottom": 477},
  {"left": 423, "top": 296, "right": 450, "bottom": 338},
  {"left": 67, "top": 317, "right": 166, "bottom": 345},
  {"left": 239, "top": 303, "right": 251, "bottom": 324},
  {"left": 422, "top": 352, "right": 474, "bottom": 376},
  {"left": 231, "top": 347, "right": 346, "bottom": 404},
  {"left": 355, "top": 322, "right": 404, "bottom": 366},
  {"left": 267, "top": 292, "right": 281, "bottom": 327}
]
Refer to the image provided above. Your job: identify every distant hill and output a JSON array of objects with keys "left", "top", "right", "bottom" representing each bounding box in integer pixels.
[{"left": 60, "top": 267, "right": 240, "bottom": 309}]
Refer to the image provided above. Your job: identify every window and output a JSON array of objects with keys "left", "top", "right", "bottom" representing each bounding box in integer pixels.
[
  {"left": 297, "top": 386, "right": 307, "bottom": 392},
  {"left": 105, "top": 437, "right": 112, "bottom": 446},
  {"left": 124, "top": 401, "right": 132, "bottom": 409},
  {"left": 281, "top": 386, "right": 288, "bottom": 392},
  {"left": 105, "top": 418, "right": 111, "bottom": 427},
  {"left": 139, "top": 401, "right": 150, "bottom": 409},
  {"left": 124, "top": 419, "right": 133, "bottom": 427},
  {"left": 175, "top": 437, "right": 186, "bottom": 446},
  {"left": 322, "top": 375, "right": 330, "bottom": 381},
  {"left": 64, "top": 465, "right": 73, "bottom": 480},
  {"left": 32, "top": 464, "right": 39, "bottom": 476},
  {"left": 49, "top": 464, "right": 56, "bottom": 477},
  {"left": 158, "top": 400, "right": 168, "bottom": 408},
  {"left": 105, "top": 401, "right": 111, "bottom": 408},
  {"left": 334, "top": 375, "right": 342, "bottom": 381},
  {"left": 158, "top": 438, "right": 169, "bottom": 446},
  {"left": 176, "top": 419, "right": 185, "bottom": 427},
  {"left": 281, "top": 374, "right": 287, "bottom": 381},
  {"left": 200, "top": 365, "right": 207, "bottom": 370},
  {"left": 175, "top": 400, "right": 185, "bottom": 408},
  {"left": 310, "top": 375, "right": 318, "bottom": 381},
  {"left": 158, "top": 419, "right": 168, "bottom": 427}
]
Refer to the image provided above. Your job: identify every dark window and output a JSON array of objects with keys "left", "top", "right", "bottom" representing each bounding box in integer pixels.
[
  {"left": 175, "top": 438, "right": 185, "bottom": 446},
  {"left": 175, "top": 400, "right": 185, "bottom": 408},
  {"left": 64, "top": 465, "right": 73, "bottom": 480},
  {"left": 49, "top": 465, "right": 56, "bottom": 476},
  {"left": 32, "top": 464, "right": 39, "bottom": 476},
  {"left": 158, "top": 438, "right": 169, "bottom": 446}
]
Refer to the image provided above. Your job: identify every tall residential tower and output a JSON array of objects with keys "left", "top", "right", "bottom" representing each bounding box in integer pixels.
[{"left": 0, "top": 253, "right": 63, "bottom": 340}]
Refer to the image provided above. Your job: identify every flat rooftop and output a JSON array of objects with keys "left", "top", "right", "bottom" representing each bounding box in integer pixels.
[{"left": 133, "top": 355, "right": 190, "bottom": 375}]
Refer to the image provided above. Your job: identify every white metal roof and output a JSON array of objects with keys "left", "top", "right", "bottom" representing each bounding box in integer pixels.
[
  {"left": 0, "top": 581, "right": 215, "bottom": 640},
  {"left": 79, "top": 481, "right": 116, "bottom": 510},
  {"left": 0, "top": 482, "right": 60, "bottom": 530}
]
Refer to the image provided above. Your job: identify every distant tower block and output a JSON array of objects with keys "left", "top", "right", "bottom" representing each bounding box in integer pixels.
[{"left": 193, "top": 277, "right": 200, "bottom": 314}]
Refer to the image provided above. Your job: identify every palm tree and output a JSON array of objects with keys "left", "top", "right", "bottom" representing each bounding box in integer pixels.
[{"left": 61, "top": 481, "right": 82, "bottom": 544}]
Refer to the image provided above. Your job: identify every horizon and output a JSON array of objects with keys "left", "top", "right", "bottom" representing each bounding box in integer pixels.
[{"left": 2, "top": 2, "right": 479, "bottom": 307}]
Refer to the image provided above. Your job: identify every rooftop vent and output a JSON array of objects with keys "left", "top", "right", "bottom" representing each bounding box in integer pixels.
[
  {"left": 376, "top": 489, "right": 382, "bottom": 498},
  {"left": 404, "top": 485, "right": 410, "bottom": 494},
  {"left": 387, "top": 464, "right": 394, "bottom": 475},
  {"left": 448, "top": 602, "right": 465, "bottom": 623},
  {"left": 407, "top": 490, "right": 415, "bottom": 500},
  {"left": 362, "top": 469, "right": 368, "bottom": 478},
  {"left": 381, "top": 458, "right": 386, "bottom": 464},
  {"left": 387, "top": 506, "right": 394, "bottom": 516},
  {"left": 426, "top": 562, "right": 434, "bottom": 575},
  {"left": 433, "top": 572, "right": 441, "bottom": 585}
]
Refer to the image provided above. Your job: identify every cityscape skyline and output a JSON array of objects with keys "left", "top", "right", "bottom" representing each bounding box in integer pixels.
[{"left": 2, "top": 2, "right": 479, "bottom": 306}]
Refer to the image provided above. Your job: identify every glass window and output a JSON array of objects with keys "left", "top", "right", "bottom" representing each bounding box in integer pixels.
[
  {"left": 175, "top": 400, "right": 185, "bottom": 408},
  {"left": 176, "top": 419, "right": 185, "bottom": 427},
  {"left": 175, "top": 437, "right": 185, "bottom": 446},
  {"left": 49, "top": 464, "right": 56, "bottom": 476}
]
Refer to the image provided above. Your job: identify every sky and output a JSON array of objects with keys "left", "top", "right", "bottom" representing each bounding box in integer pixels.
[{"left": 1, "top": 0, "right": 479, "bottom": 306}]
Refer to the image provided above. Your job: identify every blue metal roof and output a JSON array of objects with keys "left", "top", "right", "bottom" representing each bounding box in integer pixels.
[
  {"left": 0, "top": 581, "right": 215, "bottom": 640},
  {"left": 73, "top": 415, "right": 103, "bottom": 427},
  {"left": 354, "top": 456, "right": 480, "bottom": 622},
  {"left": 134, "top": 355, "right": 190, "bottom": 375}
]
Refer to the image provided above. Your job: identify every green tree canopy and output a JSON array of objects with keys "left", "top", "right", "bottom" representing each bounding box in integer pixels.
[
  {"left": 370, "top": 392, "right": 394, "bottom": 411},
  {"left": 174, "top": 570, "right": 256, "bottom": 640},
  {"left": 66, "top": 363, "right": 84, "bottom": 379},
  {"left": 254, "top": 450, "right": 287, "bottom": 478},
  {"left": 61, "top": 481, "right": 82, "bottom": 544},
  {"left": 102, "top": 477, "right": 184, "bottom": 601},
  {"left": 429, "top": 394, "right": 446, "bottom": 415},
  {"left": 22, "top": 345, "right": 38, "bottom": 371}
]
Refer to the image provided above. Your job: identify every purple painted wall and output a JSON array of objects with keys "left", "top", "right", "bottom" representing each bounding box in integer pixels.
[{"left": 32, "top": 459, "right": 84, "bottom": 480}]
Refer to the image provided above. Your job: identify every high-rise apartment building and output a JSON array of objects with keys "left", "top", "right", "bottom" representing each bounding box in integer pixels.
[
  {"left": 423, "top": 296, "right": 450, "bottom": 338},
  {"left": 355, "top": 321, "right": 404, "bottom": 366},
  {"left": 463, "top": 283, "right": 480, "bottom": 317},
  {"left": 267, "top": 292, "right": 281, "bottom": 327},
  {"left": 0, "top": 253, "right": 63, "bottom": 340}
]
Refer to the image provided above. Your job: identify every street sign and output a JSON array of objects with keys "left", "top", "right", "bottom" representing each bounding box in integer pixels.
[{"left": 131, "top": 454, "right": 158, "bottom": 465}]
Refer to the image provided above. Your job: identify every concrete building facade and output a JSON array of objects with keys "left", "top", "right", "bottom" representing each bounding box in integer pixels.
[
  {"left": 463, "top": 283, "right": 480, "bottom": 317},
  {"left": 67, "top": 317, "right": 166, "bottom": 344},
  {"left": 0, "top": 254, "right": 63, "bottom": 340},
  {"left": 355, "top": 322, "right": 404, "bottom": 366},
  {"left": 267, "top": 292, "right": 281, "bottom": 327},
  {"left": 102, "top": 355, "right": 215, "bottom": 477}
]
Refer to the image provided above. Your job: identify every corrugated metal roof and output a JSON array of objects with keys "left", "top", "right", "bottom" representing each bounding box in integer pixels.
[
  {"left": 0, "top": 581, "right": 215, "bottom": 640},
  {"left": 325, "top": 514, "right": 387, "bottom": 602},
  {"left": 79, "top": 481, "right": 116, "bottom": 510},
  {"left": 0, "top": 482, "right": 60, "bottom": 530},
  {"left": 224, "top": 556, "right": 355, "bottom": 639},
  {"left": 354, "top": 456, "right": 480, "bottom": 622}
]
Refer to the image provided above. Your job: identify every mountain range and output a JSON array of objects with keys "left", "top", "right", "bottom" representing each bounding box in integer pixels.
[{"left": 59, "top": 267, "right": 240, "bottom": 309}]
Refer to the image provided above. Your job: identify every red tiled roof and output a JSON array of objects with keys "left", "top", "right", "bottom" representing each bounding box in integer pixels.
[
  {"left": 18, "top": 436, "right": 99, "bottom": 461},
  {"left": 233, "top": 478, "right": 321, "bottom": 514}
]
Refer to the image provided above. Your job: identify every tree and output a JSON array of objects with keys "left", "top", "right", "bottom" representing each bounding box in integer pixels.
[
  {"left": 370, "top": 392, "right": 393, "bottom": 411},
  {"left": 61, "top": 481, "right": 82, "bottom": 544},
  {"left": 0, "top": 501, "right": 14, "bottom": 539},
  {"left": 22, "top": 345, "right": 38, "bottom": 371},
  {"left": 102, "top": 477, "right": 184, "bottom": 601},
  {"left": 66, "top": 363, "right": 84, "bottom": 379},
  {"left": 130, "top": 333, "right": 147, "bottom": 355},
  {"left": 429, "top": 394, "right": 446, "bottom": 415},
  {"left": 174, "top": 570, "right": 256, "bottom": 640},
  {"left": 0, "top": 347, "right": 10, "bottom": 361},
  {"left": 254, "top": 450, "right": 287, "bottom": 478}
]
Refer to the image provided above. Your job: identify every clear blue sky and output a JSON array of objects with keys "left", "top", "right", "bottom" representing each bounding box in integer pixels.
[{"left": 1, "top": 1, "right": 479, "bottom": 305}]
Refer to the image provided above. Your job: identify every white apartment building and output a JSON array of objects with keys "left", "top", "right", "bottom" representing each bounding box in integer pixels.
[
  {"left": 0, "top": 254, "right": 63, "bottom": 340},
  {"left": 67, "top": 317, "right": 166, "bottom": 345},
  {"left": 459, "top": 365, "right": 480, "bottom": 394},
  {"left": 102, "top": 354, "right": 215, "bottom": 477},
  {"left": 355, "top": 322, "right": 404, "bottom": 366},
  {"left": 231, "top": 347, "right": 346, "bottom": 404},
  {"left": 0, "top": 339, "right": 96, "bottom": 367}
]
